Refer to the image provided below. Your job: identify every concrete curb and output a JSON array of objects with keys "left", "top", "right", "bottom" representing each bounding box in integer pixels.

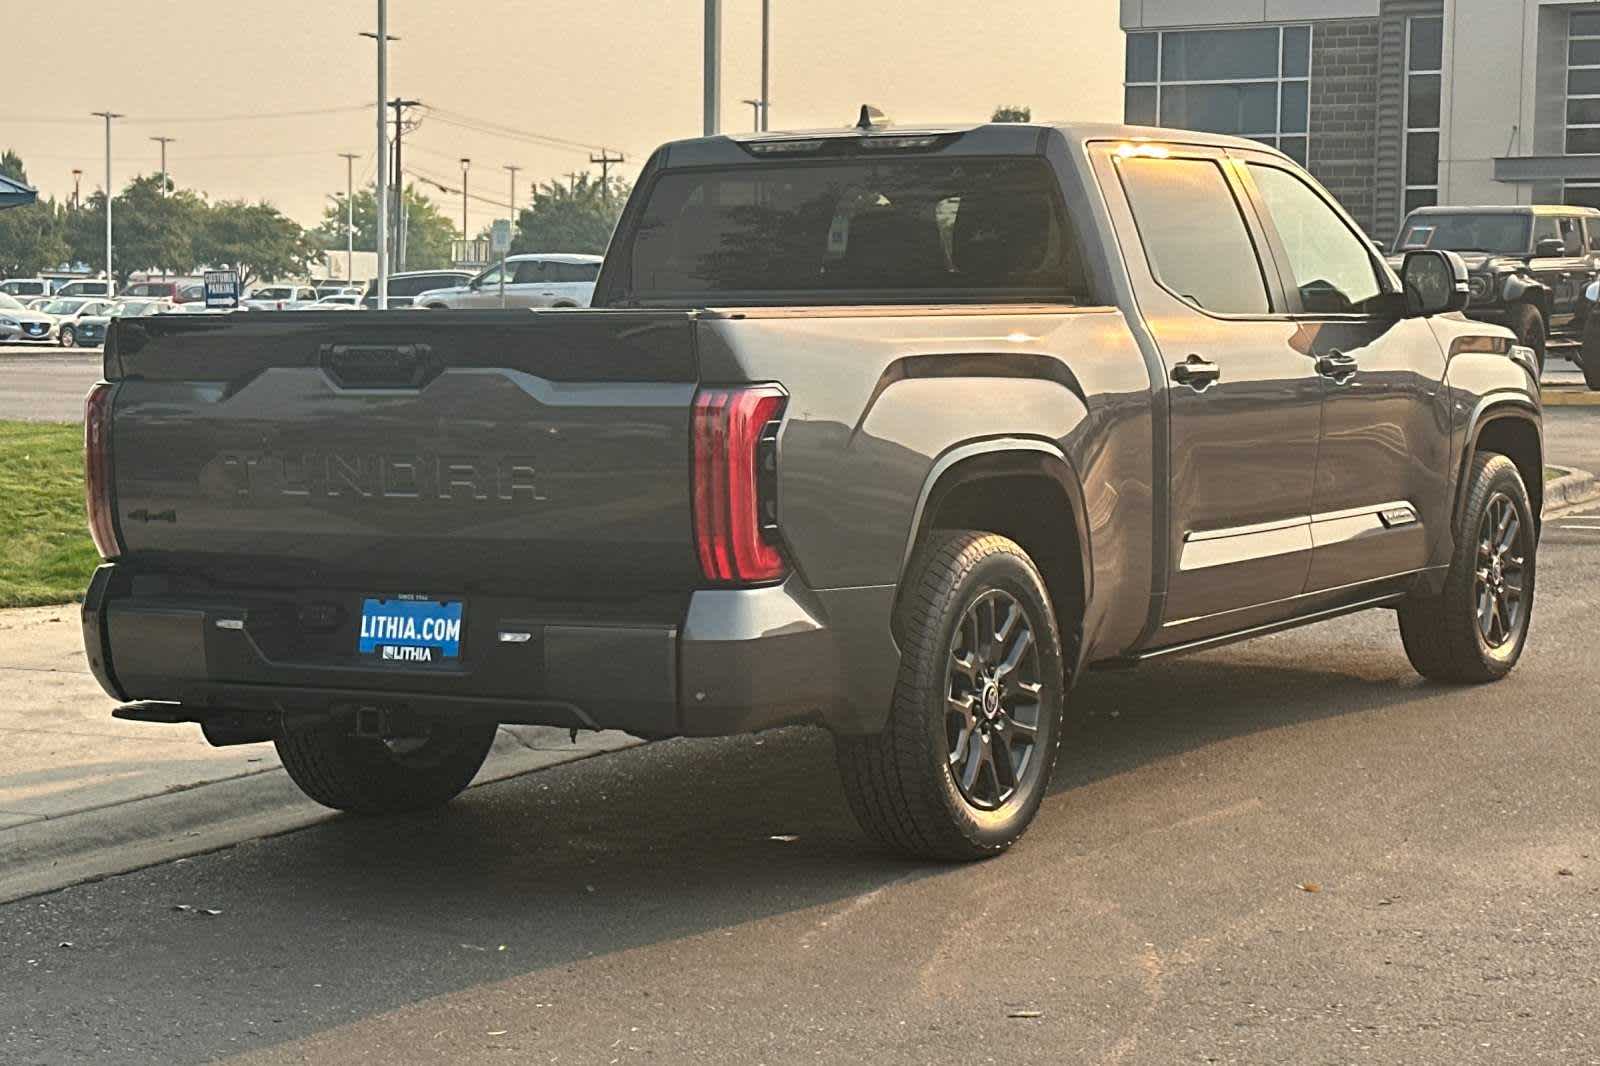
[
  {"left": 0, "top": 725, "right": 641, "bottom": 904},
  {"left": 1545, "top": 466, "right": 1600, "bottom": 513},
  {"left": 1540, "top": 386, "right": 1600, "bottom": 406}
]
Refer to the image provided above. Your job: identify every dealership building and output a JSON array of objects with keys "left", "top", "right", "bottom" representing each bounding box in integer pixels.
[{"left": 1121, "top": 0, "right": 1600, "bottom": 242}]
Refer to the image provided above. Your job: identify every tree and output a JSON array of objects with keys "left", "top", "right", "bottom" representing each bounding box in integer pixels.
[
  {"left": 0, "top": 151, "right": 68, "bottom": 278},
  {"left": 311, "top": 183, "right": 458, "bottom": 270},
  {"left": 194, "top": 200, "right": 318, "bottom": 286},
  {"left": 511, "top": 173, "right": 629, "bottom": 256},
  {"left": 991, "top": 105, "right": 1032, "bottom": 122}
]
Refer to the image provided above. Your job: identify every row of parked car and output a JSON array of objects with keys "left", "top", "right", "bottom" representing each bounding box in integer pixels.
[{"left": 0, "top": 292, "right": 175, "bottom": 346}]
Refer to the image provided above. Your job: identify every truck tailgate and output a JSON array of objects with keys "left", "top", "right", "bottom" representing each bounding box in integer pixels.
[{"left": 105, "top": 310, "right": 702, "bottom": 599}]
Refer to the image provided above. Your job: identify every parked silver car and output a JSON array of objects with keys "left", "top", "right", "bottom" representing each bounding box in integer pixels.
[
  {"left": 72, "top": 298, "right": 175, "bottom": 347},
  {"left": 414, "top": 253, "right": 602, "bottom": 309},
  {"left": 39, "top": 296, "right": 117, "bottom": 346},
  {"left": 0, "top": 291, "right": 57, "bottom": 342}
]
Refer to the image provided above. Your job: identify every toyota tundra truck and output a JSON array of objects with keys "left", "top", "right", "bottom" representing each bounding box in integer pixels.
[{"left": 82, "top": 120, "right": 1543, "bottom": 860}]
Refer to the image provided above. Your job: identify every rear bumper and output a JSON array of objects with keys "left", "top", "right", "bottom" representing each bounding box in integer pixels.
[{"left": 82, "top": 565, "right": 897, "bottom": 739}]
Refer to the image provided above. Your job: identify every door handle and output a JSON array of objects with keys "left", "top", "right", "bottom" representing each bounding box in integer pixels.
[
  {"left": 1315, "top": 350, "right": 1359, "bottom": 379},
  {"left": 1170, "top": 355, "right": 1221, "bottom": 390}
]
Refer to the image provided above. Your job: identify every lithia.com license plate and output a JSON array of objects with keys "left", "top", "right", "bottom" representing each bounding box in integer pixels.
[{"left": 357, "top": 596, "right": 464, "bottom": 664}]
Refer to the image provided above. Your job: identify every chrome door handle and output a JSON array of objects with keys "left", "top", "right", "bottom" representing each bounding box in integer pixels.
[
  {"left": 1315, "top": 351, "right": 1359, "bottom": 379},
  {"left": 1170, "top": 355, "right": 1221, "bottom": 390}
]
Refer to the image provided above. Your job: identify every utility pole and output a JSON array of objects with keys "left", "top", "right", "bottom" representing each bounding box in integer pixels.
[
  {"left": 389, "top": 97, "right": 420, "bottom": 270},
  {"left": 71, "top": 169, "right": 82, "bottom": 210},
  {"left": 566, "top": 171, "right": 584, "bottom": 195},
  {"left": 741, "top": 99, "right": 763, "bottom": 131},
  {"left": 92, "top": 111, "right": 122, "bottom": 297},
  {"left": 150, "top": 136, "right": 175, "bottom": 195},
  {"left": 589, "top": 150, "right": 623, "bottom": 196},
  {"left": 761, "top": 0, "right": 771, "bottom": 131},
  {"left": 704, "top": 0, "right": 721, "bottom": 135},
  {"left": 338, "top": 152, "right": 359, "bottom": 283},
  {"left": 504, "top": 163, "right": 521, "bottom": 216},
  {"left": 459, "top": 157, "right": 470, "bottom": 240},
  {"left": 361, "top": 2, "right": 395, "bottom": 307}
]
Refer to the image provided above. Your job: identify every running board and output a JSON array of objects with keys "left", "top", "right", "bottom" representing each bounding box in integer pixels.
[{"left": 1091, "top": 593, "right": 1406, "bottom": 669}]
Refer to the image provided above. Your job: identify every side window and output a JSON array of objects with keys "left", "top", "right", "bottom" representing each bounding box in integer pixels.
[
  {"left": 1117, "top": 156, "right": 1271, "bottom": 314},
  {"left": 1533, "top": 215, "right": 1560, "bottom": 251},
  {"left": 552, "top": 262, "right": 600, "bottom": 282},
  {"left": 1559, "top": 216, "right": 1584, "bottom": 255},
  {"left": 513, "top": 260, "right": 550, "bottom": 284},
  {"left": 1247, "top": 163, "right": 1383, "bottom": 313}
]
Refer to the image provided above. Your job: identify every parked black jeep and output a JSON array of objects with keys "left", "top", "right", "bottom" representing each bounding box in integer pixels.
[{"left": 1390, "top": 204, "right": 1600, "bottom": 375}]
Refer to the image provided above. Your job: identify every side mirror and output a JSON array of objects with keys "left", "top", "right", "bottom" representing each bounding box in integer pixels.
[
  {"left": 1535, "top": 237, "right": 1566, "bottom": 257},
  {"left": 1402, "top": 249, "right": 1470, "bottom": 316}
]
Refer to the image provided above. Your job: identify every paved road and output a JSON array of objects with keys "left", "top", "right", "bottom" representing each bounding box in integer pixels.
[{"left": 2, "top": 470, "right": 1598, "bottom": 1063}]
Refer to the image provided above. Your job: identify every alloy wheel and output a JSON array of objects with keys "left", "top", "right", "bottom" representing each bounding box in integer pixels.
[
  {"left": 1474, "top": 492, "right": 1528, "bottom": 649},
  {"left": 945, "top": 589, "right": 1047, "bottom": 811}
]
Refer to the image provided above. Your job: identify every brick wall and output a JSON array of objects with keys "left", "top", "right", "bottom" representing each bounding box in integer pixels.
[{"left": 1308, "top": 19, "right": 1382, "bottom": 237}]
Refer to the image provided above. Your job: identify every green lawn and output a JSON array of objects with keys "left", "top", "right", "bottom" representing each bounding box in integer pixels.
[
  {"left": 0, "top": 421, "right": 99, "bottom": 607},
  {"left": 1546, "top": 466, "right": 1566, "bottom": 482}
]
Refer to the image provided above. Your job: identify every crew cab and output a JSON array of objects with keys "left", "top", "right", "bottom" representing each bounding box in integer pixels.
[
  {"left": 83, "top": 121, "right": 1543, "bottom": 860},
  {"left": 1391, "top": 203, "right": 1600, "bottom": 374}
]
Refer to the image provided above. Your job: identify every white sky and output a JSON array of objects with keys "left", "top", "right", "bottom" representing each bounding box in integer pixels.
[{"left": 3, "top": 0, "right": 1124, "bottom": 229}]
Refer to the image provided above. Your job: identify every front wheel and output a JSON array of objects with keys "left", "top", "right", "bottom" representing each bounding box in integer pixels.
[
  {"left": 836, "top": 530, "right": 1066, "bottom": 861},
  {"left": 58, "top": 326, "right": 75, "bottom": 347},
  {"left": 1506, "top": 303, "right": 1547, "bottom": 379},
  {"left": 1398, "top": 453, "right": 1536, "bottom": 683},
  {"left": 275, "top": 718, "right": 497, "bottom": 814}
]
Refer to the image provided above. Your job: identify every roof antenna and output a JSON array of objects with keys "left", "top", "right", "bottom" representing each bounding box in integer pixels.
[{"left": 856, "top": 105, "right": 890, "bottom": 131}]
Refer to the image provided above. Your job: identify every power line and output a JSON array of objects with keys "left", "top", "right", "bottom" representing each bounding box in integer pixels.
[
  {"left": 6, "top": 104, "right": 373, "bottom": 126},
  {"left": 420, "top": 106, "right": 632, "bottom": 158}
]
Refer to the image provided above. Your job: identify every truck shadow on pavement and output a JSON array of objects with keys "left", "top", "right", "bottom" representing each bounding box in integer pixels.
[{"left": 5, "top": 641, "right": 1448, "bottom": 1064}]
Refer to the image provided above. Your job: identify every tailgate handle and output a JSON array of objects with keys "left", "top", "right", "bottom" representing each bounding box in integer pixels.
[{"left": 319, "top": 343, "right": 437, "bottom": 389}]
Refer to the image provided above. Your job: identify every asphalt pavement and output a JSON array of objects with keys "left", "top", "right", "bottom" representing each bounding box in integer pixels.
[{"left": 0, "top": 455, "right": 1597, "bottom": 1064}]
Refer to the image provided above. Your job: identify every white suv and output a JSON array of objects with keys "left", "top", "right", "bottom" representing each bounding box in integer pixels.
[{"left": 414, "top": 254, "right": 602, "bottom": 309}]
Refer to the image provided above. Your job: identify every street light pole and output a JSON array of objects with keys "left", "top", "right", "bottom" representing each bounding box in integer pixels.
[
  {"left": 459, "top": 157, "right": 470, "bottom": 241},
  {"left": 742, "top": 99, "right": 763, "bottom": 131},
  {"left": 704, "top": 0, "right": 721, "bottom": 135},
  {"left": 504, "top": 164, "right": 520, "bottom": 218},
  {"left": 92, "top": 111, "right": 122, "bottom": 298},
  {"left": 150, "top": 136, "right": 175, "bottom": 195},
  {"left": 338, "top": 152, "right": 359, "bottom": 284},
  {"left": 761, "top": 0, "right": 771, "bottom": 131},
  {"left": 71, "top": 169, "right": 82, "bottom": 210},
  {"left": 365, "top": 0, "right": 391, "bottom": 308}
]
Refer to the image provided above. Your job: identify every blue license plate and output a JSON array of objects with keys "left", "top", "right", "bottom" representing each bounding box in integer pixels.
[{"left": 358, "top": 596, "right": 463, "bottom": 664}]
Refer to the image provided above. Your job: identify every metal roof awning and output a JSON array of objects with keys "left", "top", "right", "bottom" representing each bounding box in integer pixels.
[
  {"left": 0, "top": 172, "right": 38, "bottom": 209},
  {"left": 1494, "top": 155, "right": 1600, "bottom": 183}
]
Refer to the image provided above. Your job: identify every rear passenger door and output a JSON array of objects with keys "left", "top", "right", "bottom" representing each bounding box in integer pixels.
[
  {"left": 1530, "top": 214, "right": 1587, "bottom": 327},
  {"left": 1099, "top": 145, "right": 1323, "bottom": 642},
  {"left": 1236, "top": 153, "right": 1450, "bottom": 593}
]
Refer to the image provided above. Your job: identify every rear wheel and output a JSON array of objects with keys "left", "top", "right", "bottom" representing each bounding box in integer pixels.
[
  {"left": 1506, "top": 303, "right": 1546, "bottom": 378},
  {"left": 275, "top": 718, "right": 497, "bottom": 814},
  {"left": 836, "top": 530, "right": 1066, "bottom": 861},
  {"left": 1398, "top": 452, "right": 1535, "bottom": 683}
]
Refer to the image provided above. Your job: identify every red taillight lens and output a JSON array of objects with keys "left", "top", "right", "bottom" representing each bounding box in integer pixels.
[
  {"left": 84, "top": 382, "right": 121, "bottom": 560},
  {"left": 693, "top": 385, "right": 787, "bottom": 584}
]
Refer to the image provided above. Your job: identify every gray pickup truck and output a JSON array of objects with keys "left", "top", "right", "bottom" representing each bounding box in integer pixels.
[{"left": 83, "top": 121, "right": 1543, "bottom": 861}]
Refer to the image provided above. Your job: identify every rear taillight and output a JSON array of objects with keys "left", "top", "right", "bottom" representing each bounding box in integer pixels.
[
  {"left": 693, "top": 385, "right": 787, "bottom": 584},
  {"left": 84, "top": 382, "right": 121, "bottom": 559}
]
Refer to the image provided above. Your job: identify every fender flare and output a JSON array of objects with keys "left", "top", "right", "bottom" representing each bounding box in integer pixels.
[
  {"left": 1454, "top": 393, "right": 1543, "bottom": 528},
  {"left": 1501, "top": 273, "right": 1551, "bottom": 317},
  {"left": 899, "top": 436, "right": 1095, "bottom": 610}
]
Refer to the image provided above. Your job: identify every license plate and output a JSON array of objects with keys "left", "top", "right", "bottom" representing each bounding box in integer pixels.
[{"left": 357, "top": 596, "right": 463, "bottom": 664}]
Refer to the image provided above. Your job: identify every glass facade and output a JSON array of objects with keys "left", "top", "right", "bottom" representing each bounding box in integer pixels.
[
  {"left": 1569, "top": 10, "right": 1600, "bottom": 154},
  {"left": 1404, "top": 16, "right": 1444, "bottom": 214},
  {"left": 1125, "top": 26, "right": 1311, "bottom": 165}
]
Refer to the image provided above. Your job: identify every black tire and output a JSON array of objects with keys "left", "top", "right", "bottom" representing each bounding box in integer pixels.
[
  {"left": 1398, "top": 453, "right": 1536, "bottom": 683},
  {"left": 836, "top": 530, "right": 1066, "bottom": 861},
  {"left": 58, "top": 325, "right": 75, "bottom": 347},
  {"left": 275, "top": 718, "right": 498, "bottom": 814},
  {"left": 1506, "top": 302, "right": 1546, "bottom": 378},
  {"left": 1584, "top": 314, "right": 1600, "bottom": 390}
]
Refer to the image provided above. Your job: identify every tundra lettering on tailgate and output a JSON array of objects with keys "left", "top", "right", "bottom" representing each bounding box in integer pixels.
[{"left": 216, "top": 452, "right": 546, "bottom": 503}]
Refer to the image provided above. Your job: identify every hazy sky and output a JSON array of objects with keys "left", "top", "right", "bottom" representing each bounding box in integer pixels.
[{"left": 4, "top": 1, "right": 1123, "bottom": 230}]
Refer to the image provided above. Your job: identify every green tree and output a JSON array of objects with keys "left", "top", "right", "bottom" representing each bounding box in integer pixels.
[
  {"left": 63, "top": 176, "right": 205, "bottom": 282},
  {"left": 511, "top": 173, "right": 629, "bottom": 256},
  {"left": 311, "top": 183, "right": 458, "bottom": 270},
  {"left": 991, "top": 105, "right": 1032, "bottom": 122},
  {"left": 194, "top": 200, "right": 317, "bottom": 286},
  {"left": 0, "top": 151, "right": 68, "bottom": 277}
]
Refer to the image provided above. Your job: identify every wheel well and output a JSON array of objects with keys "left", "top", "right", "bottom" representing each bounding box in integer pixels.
[
  {"left": 1473, "top": 415, "right": 1543, "bottom": 522},
  {"left": 922, "top": 464, "right": 1086, "bottom": 664}
]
